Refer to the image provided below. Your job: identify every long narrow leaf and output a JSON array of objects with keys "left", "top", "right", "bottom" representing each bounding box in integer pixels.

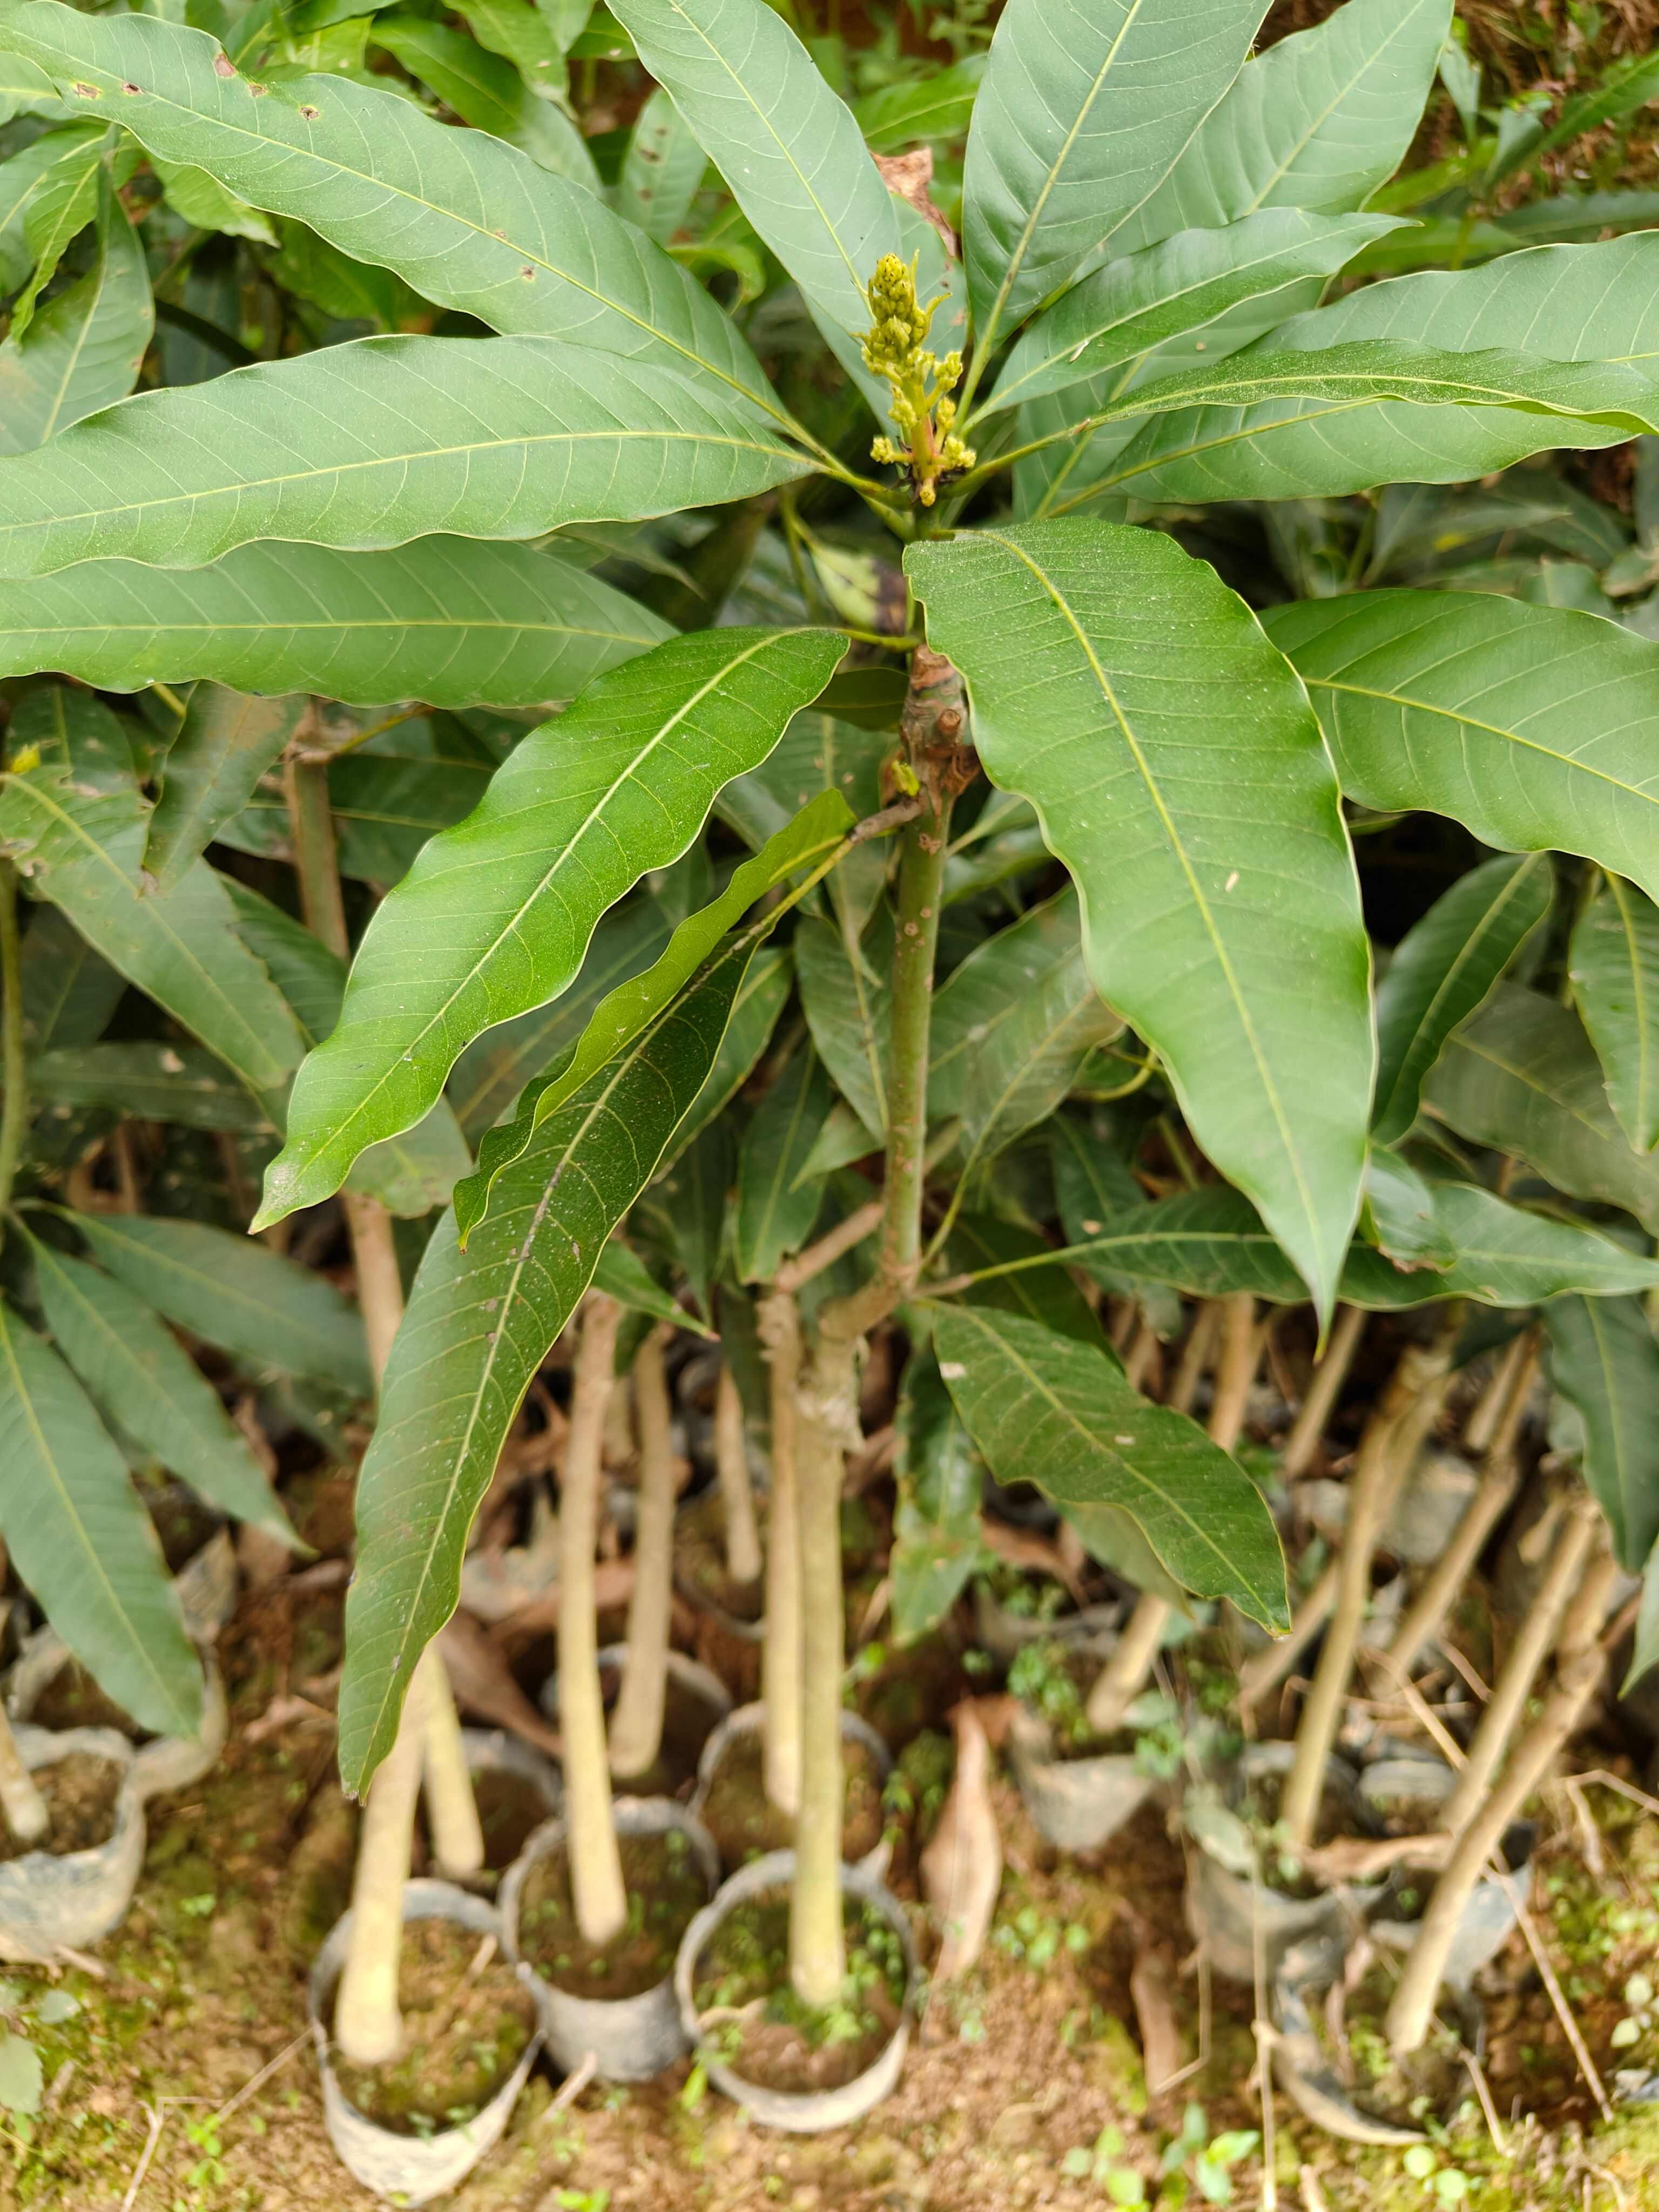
[
  {"left": 0, "top": 1, "right": 780, "bottom": 417},
  {"left": 1571, "top": 875, "right": 1659, "bottom": 1152},
  {"left": 336, "top": 926, "right": 761, "bottom": 1789},
  {"left": 0, "top": 335, "right": 811, "bottom": 580},
  {"left": 0, "top": 538, "right": 671, "bottom": 708},
  {"left": 907, "top": 520, "right": 1373, "bottom": 1323},
  {"left": 1267, "top": 591, "right": 1659, "bottom": 909},
  {"left": 608, "top": 0, "right": 897, "bottom": 338},
  {"left": 932, "top": 1301, "right": 1288, "bottom": 1629},
  {"left": 0, "top": 1298, "right": 201, "bottom": 1737},
  {"left": 258, "top": 626, "right": 842, "bottom": 1225},
  {"left": 455, "top": 787, "right": 852, "bottom": 1237}
]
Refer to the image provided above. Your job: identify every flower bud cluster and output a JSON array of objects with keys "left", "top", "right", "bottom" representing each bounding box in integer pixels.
[{"left": 859, "top": 253, "right": 974, "bottom": 506}]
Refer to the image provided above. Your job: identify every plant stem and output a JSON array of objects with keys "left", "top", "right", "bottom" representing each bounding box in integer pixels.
[
  {"left": 0, "top": 1703, "right": 48, "bottom": 1848},
  {"left": 1380, "top": 1336, "right": 1539, "bottom": 1681},
  {"left": 757, "top": 1288, "right": 804, "bottom": 1817},
  {"left": 1384, "top": 1539, "right": 1618, "bottom": 2056},
  {"left": 288, "top": 751, "right": 484, "bottom": 1986},
  {"left": 789, "top": 1329, "right": 859, "bottom": 2008},
  {"left": 1087, "top": 1294, "right": 1257, "bottom": 1737},
  {"left": 335, "top": 1646, "right": 435, "bottom": 2063},
  {"left": 1238, "top": 1556, "right": 1341, "bottom": 1722},
  {"left": 0, "top": 853, "right": 27, "bottom": 1241},
  {"left": 882, "top": 812, "right": 952, "bottom": 1290},
  {"left": 1438, "top": 1493, "right": 1599, "bottom": 1834},
  {"left": 1278, "top": 1320, "right": 1460, "bottom": 1852},
  {"left": 609, "top": 1324, "right": 678, "bottom": 1780},
  {"left": 560, "top": 1292, "right": 628, "bottom": 1946},
  {"left": 713, "top": 1364, "right": 764, "bottom": 1588},
  {"left": 1462, "top": 1327, "right": 1536, "bottom": 1457},
  {"left": 1279, "top": 1303, "right": 1366, "bottom": 1480},
  {"left": 420, "top": 1649, "right": 484, "bottom": 1878}
]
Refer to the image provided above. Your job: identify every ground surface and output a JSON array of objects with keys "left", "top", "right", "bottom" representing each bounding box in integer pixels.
[{"left": 2, "top": 1584, "right": 1656, "bottom": 2212}]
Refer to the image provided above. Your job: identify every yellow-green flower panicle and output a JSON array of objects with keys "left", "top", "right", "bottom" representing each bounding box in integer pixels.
[{"left": 859, "top": 253, "right": 974, "bottom": 507}]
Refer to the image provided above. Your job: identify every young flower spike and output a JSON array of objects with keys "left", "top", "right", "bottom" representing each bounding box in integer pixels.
[{"left": 860, "top": 252, "right": 974, "bottom": 506}]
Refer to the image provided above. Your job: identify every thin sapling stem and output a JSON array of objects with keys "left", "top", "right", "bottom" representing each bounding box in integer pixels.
[
  {"left": 1384, "top": 1537, "right": 1618, "bottom": 2055},
  {"left": 335, "top": 1648, "right": 435, "bottom": 2063},
  {"left": 609, "top": 1324, "right": 678, "bottom": 1780},
  {"left": 713, "top": 1364, "right": 764, "bottom": 1589},
  {"left": 1279, "top": 1303, "right": 1366, "bottom": 1480},
  {"left": 0, "top": 1704, "right": 48, "bottom": 1849},
  {"left": 559, "top": 1292, "right": 628, "bottom": 1946},
  {"left": 758, "top": 1288, "right": 804, "bottom": 1817}
]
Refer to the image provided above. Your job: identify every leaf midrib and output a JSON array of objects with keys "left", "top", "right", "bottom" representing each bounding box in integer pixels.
[{"left": 978, "top": 528, "right": 1326, "bottom": 1291}]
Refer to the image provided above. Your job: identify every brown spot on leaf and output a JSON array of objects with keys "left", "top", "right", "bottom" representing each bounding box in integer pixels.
[{"left": 213, "top": 51, "right": 237, "bottom": 77}]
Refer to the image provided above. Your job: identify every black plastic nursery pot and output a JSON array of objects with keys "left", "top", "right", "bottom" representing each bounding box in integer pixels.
[{"left": 673, "top": 1847, "right": 919, "bottom": 2133}]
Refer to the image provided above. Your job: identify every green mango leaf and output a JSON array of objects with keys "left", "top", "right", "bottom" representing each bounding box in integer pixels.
[
  {"left": 222, "top": 878, "right": 472, "bottom": 1219},
  {"left": 0, "top": 126, "right": 99, "bottom": 293},
  {"left": 855, "top": 53, "right": 985, "bottom": 153},
  {"left": 371, "top": 15, "right": 597, "bottom": 188},
  {"left": 907, "top": 520, "right": 1373, "bottom": 1325},
  {"left": 616, "top": 83, "right": 707, "bottom": 244},
  {"left": 1425, "top": 985, "right": 1659, "bottom": 1232},
  {"left": 985, "top": 209, "right": 1404, "bottom": 420},
  {"left": 0, "top": 45, "right": 64, "bottom": 123},
  {"left": 1266, "top": 591, "right": 1659, "bottom": 911},
  {"left": 17, "top": 906, "right": 123, "bottom": 1054},
  {"left": 447, "top": 892, "right": 674, "bottom": 1141},
  {"left": 734, "top": 1037, "right": 834, "bottom": 1283},
  {"left": 946, "top": 1213, "right": 1102, "bottom": 1347},
  {"left": 26, "top": 1235, "right": 294, "bottom": 1546},
  {"left": 1373, "top": 852, "right": 1554, "bottom": 1147},
  {"left": 152, "top": 153, "right": 275, "bottom": 244},
  {"left": 960, "top": 0, "right": 1264, "bottom": 357},
  {"left": 455, "top": 787, "right": 852, "bottom": 1238},
  {"left": 1545, "top": 1295, "right": 1659, "bottom": 1572},
  {"left": 460, "top": 0, "right": 568, "bottom": 95},
  {"left": 257, "top": 626, "right": 842, "bottom": 1225},
  {"left": 0, "top": 1297, "right": 201, "bottom": 1737},
  {"left": 795, "top": 906, "right": 891, "bottom": 1143},
  {"left": 650, "top": 1116, "right": 731, "bottom": 1312},
  {"left": 0, "top": 1, "right": 781, "bottom": 419},
  {"left": 928, "top": 886, "right": 1123, "bottom": 1168},
  {"left": 0, "top": 689, "right": 304, "bottom": 1094},
  {"left": 145, "top": 686, "right": 308, "bottom": 893},
  {"left": 0, "top": 538, "right": 671, "bottom": 707},
  {"left": 68, "top": 1210, "right": 372, "bottom": 1395},
  {"left": 0, "top": 171, "right": 150, "bottom": 454},
  {"left": 1116, "top": 0, "right": 1453, "bottom": 246},
  {"left": 6, "top": 119, "right": 105, "bottom": 342},
  {"left": 1362, "top": 1148, "right": 1455, "bottom": 1272},
  {"left": 592, "top": 1237, "right": 712, "bottom": 1335},
  {"left": 335, "top": 923, "right": 760, "bottom": 1789},
  {"left": 932, "top": 1303, "right": 1288, "bottom": 1629},
  {"left": 1571, "top": 875, "right": 1659, "bottom": 1154},
  {"left": 717, "top": 708, "right": 889, "bottom": 939},
  {"left": 1098, "top": 233, "right": 1659, "bottom": 505},
  {"left": 892, "top": 1348, "right": 986, "bottom": 1644},
  {"left": 1041, "top": 1179, "right": 1659, "bottom": 1309},
  {"left": 0, "top": 335, "right": 811, "bottom": 581},
  {"left": 28, "top": 1042, "right": 273, "bottom": 1131},
  {"left": 606, "top": 0, "right": 898, "bottom": 339},
  {"left": 658, "top": 939, "right": 792, "bottom": 1169}
]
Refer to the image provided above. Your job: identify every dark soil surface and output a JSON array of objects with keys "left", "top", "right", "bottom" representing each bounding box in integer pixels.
[
  {"left": 698, "top": 1724, "right": 886, "bottom": 1869},
  {"left": 0, "top": 1752, "right": 123, "bottom": 1860},
  {"left": 416, "top": 1764, "right": 554, "bottom": 1876},
  {"left": 691, "top": 1890, "right": 907, "bottom": 2094},
  {"left": 514, "top": 1828, "right": 710, "bottom": 2000},
  {"left": 593, "top": 1654, "right": 724, "bottom": 1797},
  {"left": 331, "top": 1917, "right": 537, "bottom": 2136},
  {"left": 675, "top": 1494, "right": 766, "bottom": 1628}
]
